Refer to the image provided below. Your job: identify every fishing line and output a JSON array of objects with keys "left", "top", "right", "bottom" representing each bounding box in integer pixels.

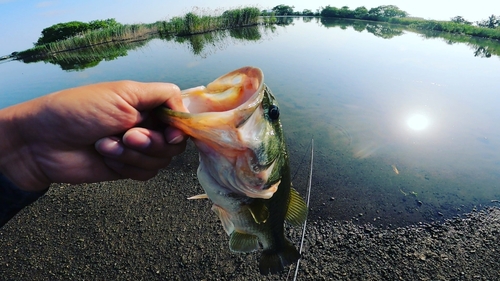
[
  {"left": 290, "top": 137, "right": 313, "bottom": 183},
  {"left": 291, "top": 139, "right": 313, "bottom": 281}
]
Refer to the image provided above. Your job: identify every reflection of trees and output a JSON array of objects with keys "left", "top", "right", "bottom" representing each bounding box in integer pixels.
[
  {"left": 365, "top": 23, "right": 404, "bottom": 39},
  {"left": 167, "top": 25, "right": 270, "bottom": 58},
  {"left": 275, "top": 17, "right": 295, "bottom": 26},
  {"left": 19, "top": 25, "right": 274, "bottom": 71},
  {"left": 352, "top": 21, "right": 368, "bottom": 32},
  {"left": 474, "top": 46, "right": 492, "bottom": 58},
  {"left": 320, "top": 18, "right": 404, "bottom": 39},
  {"left": 229, "top": 26, "right": 261, "bottom": 40},
  {"left": 19, "top": 41, "right": 147, "bottom": 71},
  {"left": 320, "top": 18, "right": 500, "bottom": 59},
  {"left": 303, "top": 17, "right": 313, "bottom": 23},
  {"left": 417, "top": 30, "right": 500, "bottom": 59}
]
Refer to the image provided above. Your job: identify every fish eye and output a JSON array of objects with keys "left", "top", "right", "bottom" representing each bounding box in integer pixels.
[{"left": 268, "top": 105, "right": 280, "bottom": 121}]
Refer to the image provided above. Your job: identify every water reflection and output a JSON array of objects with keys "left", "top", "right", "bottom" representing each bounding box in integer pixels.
[
  {"left": 406, "top": 114, "right": 430, "bottom": 131},
  {"left": 18, "top": 40, "right": 149, "bottom": 71},
  {"left": 320, "top": 18, "right": 500, "bottom": 58},
  {"left": 173, "top": 26, "right": 269, "bottom": 57},
  {"left": 418, "top": 30, "right": 500, "bottom": 58},
  {"left": 321, "top": 18, "right": 404, "bottom": 39},
  {"left": 17, "top": 25, "right": 276, "bottom": 71}
]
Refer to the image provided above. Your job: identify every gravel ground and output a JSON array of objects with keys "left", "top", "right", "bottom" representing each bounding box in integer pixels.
[{"left": 1, "top": 144, "right": 499, "bottom": 280}]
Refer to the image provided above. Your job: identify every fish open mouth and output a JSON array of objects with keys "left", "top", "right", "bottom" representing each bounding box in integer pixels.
[
  {"left": 157, "top": 66, "right": 265, "bottom": 150},
  {"left": 157, "top": 67, "right": 280, "bottom": 199}
]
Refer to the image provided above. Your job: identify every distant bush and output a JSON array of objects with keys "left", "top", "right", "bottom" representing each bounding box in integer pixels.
[
  {"left": 35, "top": 18, "right": 121, "bottom": 46},
  {"left": 321, "top": 5, "right": 408, "bottom": 20},
  {"left": 387, "top": 17, "right": 500, "bottom": 40}
]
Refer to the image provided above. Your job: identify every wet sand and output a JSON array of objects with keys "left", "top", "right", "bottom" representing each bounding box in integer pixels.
[{"left": 1, "top": 144, "right": 499, "bottom": 280}]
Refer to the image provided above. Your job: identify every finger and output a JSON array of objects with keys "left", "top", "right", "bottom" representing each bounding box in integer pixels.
[
  {"left": 165, "top": 126, "right": 187, "bottom": 144},
  {"left": 122, "top": 128, "right": 187, "bottom": 156},
  {"left": 104, "top": 158, "right": 159, "bottom": 181},
  {"left": 95, "top": 135, "right": 185, "bottom": 170}
]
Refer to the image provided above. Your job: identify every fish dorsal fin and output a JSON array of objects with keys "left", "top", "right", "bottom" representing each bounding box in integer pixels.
[
  {"left": 248, "top": 200, "right": 269, "bottom": 224},
  {"left": 211, "top": 205, "right": 234, "bottom": 235},
  {"left": 229, "top": 231, "right": 260, "bottom": 253},
  {"left": 285, "top": 188, "right": 308, "bottom": 226},
  {"left": 187, "top": 194, "right": 209, "bottom": 200}
]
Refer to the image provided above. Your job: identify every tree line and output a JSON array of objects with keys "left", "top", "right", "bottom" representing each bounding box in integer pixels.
[
  {"left": 35, "top": 19, "right": 121, "bottom": 46},
  {"left": 262, "top": 4, "right": 408, "bottom": 18},
  {"left": 265, "top": 4, "right": 500, "bottom": 30},
  {"left": 6, "top": 4, "right": 498, "bottom": 61}
]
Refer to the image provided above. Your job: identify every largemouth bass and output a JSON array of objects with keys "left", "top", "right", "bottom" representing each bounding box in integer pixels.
[{"left": 157, "top": 66, "right": 308, "bottom": 275}]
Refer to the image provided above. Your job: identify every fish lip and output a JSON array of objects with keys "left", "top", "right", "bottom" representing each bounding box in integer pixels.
[{"left": 157, "top": 66, "right": 264, "bottom": 119}]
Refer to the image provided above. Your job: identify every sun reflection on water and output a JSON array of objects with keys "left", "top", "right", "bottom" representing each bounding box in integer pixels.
[{"left": 407, "top": 114, "right": 430, "bottom": 131}]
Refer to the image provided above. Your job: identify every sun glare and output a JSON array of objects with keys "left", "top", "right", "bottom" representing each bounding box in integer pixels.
[{"left": 407, "top": 114, "right": 429, "bottom": 131}]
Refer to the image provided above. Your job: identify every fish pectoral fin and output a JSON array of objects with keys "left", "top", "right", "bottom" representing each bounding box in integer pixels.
[
  {"left": 211, "top": 204, "right": 234, "bottom": 235},
  {"left": 248, "top": 200, "right": 269, "bottom": 224},
  {"left": 187, "top": 194, "right": 209, "bottom": 200},
  {"left": 285, "top": 188, "right": 308, "bottom": 227},
  {"left": 229, "top": 231, "right": 260, "bottom": 253}
]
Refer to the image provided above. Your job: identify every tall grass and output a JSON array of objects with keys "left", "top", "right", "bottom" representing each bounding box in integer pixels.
[
  {"left": 157, "top": 7, "right": 261, "bottom": 35},
  {"left": 388, "top": 17, "right": 500, "bottom": 40},
  {"left": 17, "top": 7, "right": 262, "bottom": 60},
  {"left": 17, "top": 24, "right": 156, "bottom": 58}
]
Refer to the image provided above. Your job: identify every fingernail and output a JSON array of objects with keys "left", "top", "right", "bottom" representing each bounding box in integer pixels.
[
  {"left": 124, "top": 130, "right": 151, "bottom": 149},
  {"left": 168, "top": 135, "right": 184, "bottom": 144},
  {"left": 96, "top": 137, "right": 124, "bottom": 157}
]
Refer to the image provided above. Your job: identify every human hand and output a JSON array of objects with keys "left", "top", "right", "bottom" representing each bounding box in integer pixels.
[{"left": 0, "top": 81, "right": 188, "bottom": 192}]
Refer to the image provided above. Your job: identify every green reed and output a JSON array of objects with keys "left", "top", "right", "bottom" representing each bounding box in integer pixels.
[
  {"left": 157, "top": 7, "right": 261, "bottom": 36},
  {"left": 388, "top": 17, "right": 500, "bottom": 40},
  {"left": 17, "top": 7, "right": 261, "bottom": 60}
]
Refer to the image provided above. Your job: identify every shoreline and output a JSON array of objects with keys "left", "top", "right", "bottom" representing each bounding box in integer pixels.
[{"left": 0, "top": 144, "right": 499, "bottom": 280}]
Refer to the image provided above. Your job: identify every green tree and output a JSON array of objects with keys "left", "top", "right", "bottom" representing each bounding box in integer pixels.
[
  {"left": 321, "top": 6, "right": 340, "bottom": 17},
  {"left": 367, "top": 5, "right": 408, "bottom": 20},
  {"left": 353, "top": 6, "right": 369, "bottom": 19},
  {"left": 35, "top": 21, "right": 90, "bottom": 45},
  {"left": 35, "top": 18, "right": 121, "bottom": 46},
  {"left": 89, "top": 18, "right": 120, "bottom": 30},
  {"left": 302, "top": 9, "right": 314, "bottom": 16},
  {"left": 450, "top": 16, "right": 472, "bottom": 25},
  {"left": 381, "top": 5, "right": 408, "bottom": 18},
  {"left": 272, "top": 4, "right": 294, "bottom": 16},
  {"left": 477, "top": 15, "right": 499, "bottom": 28},
  {"left": 339, "top": 6, "right": 354, "bottom": 18}
]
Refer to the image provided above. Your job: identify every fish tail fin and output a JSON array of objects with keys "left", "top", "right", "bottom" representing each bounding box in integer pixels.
[{"left": 259, "top": 240, "right": 300, "bottom": 275}]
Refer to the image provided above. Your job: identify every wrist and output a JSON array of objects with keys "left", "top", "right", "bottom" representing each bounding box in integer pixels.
[{"left": 0, "top": 102, "right": 51, "bottom": 192}]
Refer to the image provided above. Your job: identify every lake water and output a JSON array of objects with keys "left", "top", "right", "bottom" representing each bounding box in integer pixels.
[{"left": 1, "top": 18, "right": 499, "bottom": 227}]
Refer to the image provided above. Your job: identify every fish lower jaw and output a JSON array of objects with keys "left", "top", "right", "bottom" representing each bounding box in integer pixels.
[{"left": 239, "top": 180, "right": 280, "bottom": 200}]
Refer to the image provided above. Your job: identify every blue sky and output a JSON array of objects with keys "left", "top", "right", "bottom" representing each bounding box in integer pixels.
[{"left": 1, "top": 0, "right": 499, "bottom": 55}]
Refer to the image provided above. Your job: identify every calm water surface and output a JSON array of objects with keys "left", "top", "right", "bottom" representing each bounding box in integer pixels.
[{"left": 1, "top": 18, "right": 499, "bottom": 226}]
